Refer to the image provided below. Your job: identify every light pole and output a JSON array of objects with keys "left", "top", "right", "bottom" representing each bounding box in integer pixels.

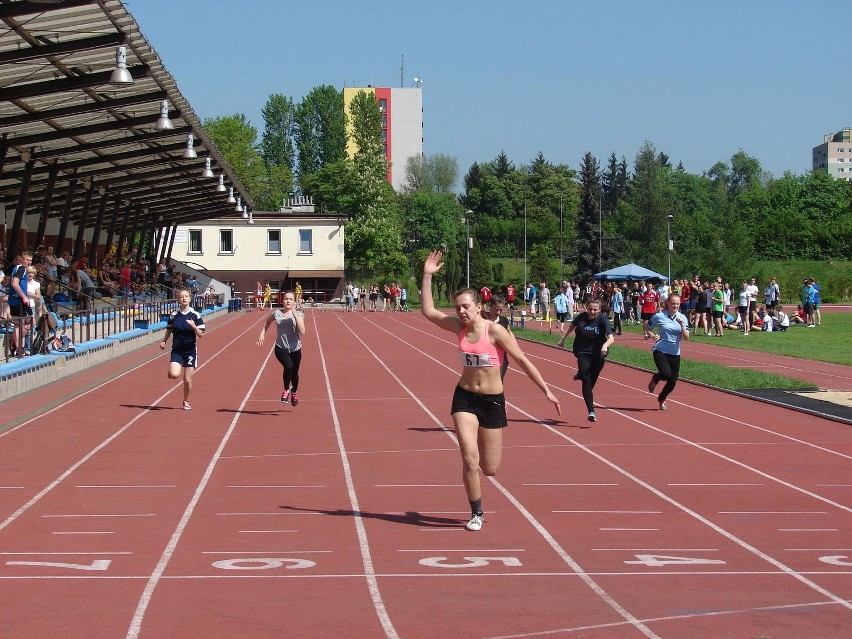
[
  {"left": 464, "top": 209, "right": 473, "bottom": 288},
  {"left": 666, "top": 214, "right": 674, "bottom": 284},
  {"left": 598, "top": 190, "right": 603, "bottom": 274},
  {"left": 523, "top": 196, "right": 527, "bottom": 285},
  {"left": 559, "top": 191, "right": 563, "bottom": 283}
]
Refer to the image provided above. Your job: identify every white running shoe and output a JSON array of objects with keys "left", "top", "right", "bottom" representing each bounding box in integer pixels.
[
  {"left": 183, "top": 401, "right": 191, "bottom": 411},
  {"left": 465, "top": 514, "right": 483, "bottom": 531}
]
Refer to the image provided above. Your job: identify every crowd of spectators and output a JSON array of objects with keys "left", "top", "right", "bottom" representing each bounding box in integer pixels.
[{"left": 476, "top": 274, "right": 823, "bottom": 337}]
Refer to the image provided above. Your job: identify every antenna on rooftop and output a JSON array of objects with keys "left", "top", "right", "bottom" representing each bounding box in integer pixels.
[{"left": 400, "top": 54, "right": 404, "bottom": 88}]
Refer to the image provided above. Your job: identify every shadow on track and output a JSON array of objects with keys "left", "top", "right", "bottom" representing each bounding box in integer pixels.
[{"left": 279, "top": 505, "right": 463, "bottom": 528}]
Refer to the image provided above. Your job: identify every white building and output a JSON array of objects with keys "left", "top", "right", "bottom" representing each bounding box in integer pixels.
[
  {"left": 812, "top": 128, "right": 852, "bottom": 182},
  {"left": 168, "top": 198, "right": 345, "bottom": 302}
]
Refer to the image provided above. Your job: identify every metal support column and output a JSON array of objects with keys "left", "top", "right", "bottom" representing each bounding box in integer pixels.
[
  {"left": 87, "top": 189, "right": 109, "bottom": 265},
  {"left": 34, "top": 162, "right": 59, "bottom": 248},
  {"left": 5, "top": 151, "right": 35, "bottom": 260},
  {"left": 54, "top": 177, "right": 78, "bottom": 255},
  {"left": 103, "top": 197, "right": 122, "bottom": 260},
  {"left": 72, "top": 183, "right": 95, "bottom": 260},
  {"left": 135, "top": 209, "right": 150, "bottom": 264},
  {"left": 114, "top": 203, "right": 132, "bottom": 259}
]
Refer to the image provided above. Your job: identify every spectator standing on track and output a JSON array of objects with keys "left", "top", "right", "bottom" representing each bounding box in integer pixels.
[
  {"left": 539, "top": 281, "right": 551, "bottom": 320},
  {"left": 420, "top": 250, "right": 560, "bottom": 532},
  {"left": 480, "top": 284, "right": 492, "bottom": 305},
  {"left": 257, "top": 290, "right": 306, "bottom": 407},
  {"left": 505, "top": 283, "right": 516, "bottom": 309},
  {"left": 557, "top": 297, "right": 614, "bottom": 423},
  {"left": 646, "top": 293, "right": 690, "bottom": 410},
  {"left": 630, "top": 282, "right": 642, "bottom": 324},
  {"left": 160, "top": 288, "right": 205, "bottom": 410}
]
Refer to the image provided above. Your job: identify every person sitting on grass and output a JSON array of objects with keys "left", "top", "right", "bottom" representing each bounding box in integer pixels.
[{"left": 774, "top": 306, "right": 790, "bottom": 331}]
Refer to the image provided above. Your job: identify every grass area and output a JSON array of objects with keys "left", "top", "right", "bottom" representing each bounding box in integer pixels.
[
  {"left": 751, "top": 259, "right": 852, "bottom": 304},
  {"left": 515, "top": 325, "right": 819, "bottom": 391},
  {"left": 617, "top": 312, "right": 852, "bottom": 366}
]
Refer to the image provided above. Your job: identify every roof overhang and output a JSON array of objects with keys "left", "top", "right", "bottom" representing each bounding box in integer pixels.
[{"left": 0, "top": 0, "right": 252, "bottom": 232}]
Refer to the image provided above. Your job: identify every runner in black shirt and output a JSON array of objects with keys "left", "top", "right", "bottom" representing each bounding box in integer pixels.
[{"left": 557, "top": 298, "right": 614, "bottom": 423}]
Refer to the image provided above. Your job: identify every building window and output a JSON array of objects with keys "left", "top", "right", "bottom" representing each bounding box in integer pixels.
[
  {"left": 298, "top": 229, "right": 312, "bottom": 254},
  {"left": 219, "top": 229, "right": 234, "bottom": 254},
  {"left": 381, "top": 113, "right": 388, "bottom": 127},
  {"left": 378, "top": 98, "right": 387, "bottom": 113},
  {"left": 188, "top": 229, "right": 202, "bottom": 254},
  {"left": 268, "top": 229, "right": 281, "bottom": 254}
]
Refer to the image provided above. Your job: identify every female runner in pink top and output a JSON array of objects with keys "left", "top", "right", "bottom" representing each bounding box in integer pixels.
[{"left": 421, "top": 250, "right": 560, "bottom": 531}]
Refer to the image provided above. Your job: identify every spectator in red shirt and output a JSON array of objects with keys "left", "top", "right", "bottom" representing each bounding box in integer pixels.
[
  {"left": 640, "top": 282, "right": 660, "bottom": 339},
  {"left": 505, "top": 284, "right": 515, "bottom": 309},
  {"left": 480, "top": 285, "right": 492, "bottom": 303}
]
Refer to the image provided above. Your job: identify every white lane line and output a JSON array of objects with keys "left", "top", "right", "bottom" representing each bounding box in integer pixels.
[
  {"left": 778, "top": 529, "right": 838, "bottom": 532},
  {"left": 216, "top": 512, "right": 322, "bottom": 516},
  {"left": 554, "top": 510, "right": 662, "bottom": 514},
  {"left": 481, "top": 597, "right": 844, "bottom": 639},
  {"left": 238, "top": 530, "right": 299, "bottom": 534},
  {"left": 600, "top": 528, "right": 659, "bottom": 532},
  {"left": 0, "top": 318, "right": 263, "bottom": 537},
  {"left": 0, "top": 551, "right": 133, "bottom": 555},
  {"left": 42, "top": 514, "right": 155, "bottom": 518},
  {"left": 593, "top": 548, "right": 719, "bottom": 552},
  {"left": 376, "top": 317, "right": 852, "bottom": 612},
  {"left": 346, "top": 315, "right": 661, "bottom": 639},
  {"left": 518, "top": 403, "right": 852, "bottom": 611},
  {"left": 375, "top": 484, "right": 461, "bottom": 488},
  {"left": 397, "top": 548, "right": 526, "bottom": 552},
  {"left": 227, "top": 485, "right": 325, "bottom": 488},
  {"left": 126, "top": 321, "right": 273, "bottom": 639},
  {"left": 315, "top": 314, "right": 400, "bottom": 639},
  {"left": 525, "top": 483, "right": 619, "bottom": 486},
  {"left": 0, "top": 486, "right": 25, "bottom": 489},
  {"left": 719, "top": 511, "right": 828, "bottom": 514},
  {"left": 668, "top": 483, "right": 763, "bottom": 486},
  {"left": 76, "top": 485, "right": 176, "bottom": 489},
  {"left": 785, "top": 548, "right": 852, "bottom": 551},
  {"left": 52, "top": 531, "right": 115, "bottom": 535},
  {"left": 522, "top": 340, "right": 852, "bottom": 461},
  {"left": 201, "top": 551, "right": 333, "bottom": 554},
  {"left": 817, "top": 484, "right": 852, "bottom": 487}
]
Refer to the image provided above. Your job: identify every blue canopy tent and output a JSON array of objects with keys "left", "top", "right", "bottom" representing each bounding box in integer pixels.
[{"left": 593, "top": 263, "right": 668, "bottom": 282}]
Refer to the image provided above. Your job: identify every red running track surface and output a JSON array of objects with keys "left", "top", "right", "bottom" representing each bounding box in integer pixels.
[{"left": 0, "top": 309, "right": 850, "bottom": 638}]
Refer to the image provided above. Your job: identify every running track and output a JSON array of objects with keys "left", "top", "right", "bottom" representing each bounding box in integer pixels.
[{"left": 0, "top": 309, "right": 850, "bottom": 638}]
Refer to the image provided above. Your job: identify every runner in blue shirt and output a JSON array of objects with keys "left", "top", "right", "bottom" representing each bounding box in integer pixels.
[
  {"left": 645, "top": 293, "right": 690, "bottom": 410},
  {"left": 160, "top": 288, "right": 205, "bottom": 410}
]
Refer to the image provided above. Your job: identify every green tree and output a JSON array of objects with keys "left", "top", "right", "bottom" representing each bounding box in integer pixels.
[
  {"left": 260, "top": 93, "right": 295, "bottom": 172},
  {"left": 575, "top": 152, "right": 602, "bottom": 284},
  {"left": 293, "top": 85, "right": 345, "bottom": 185}
]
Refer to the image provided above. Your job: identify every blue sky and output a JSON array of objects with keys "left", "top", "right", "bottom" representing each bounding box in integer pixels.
[{"left": 129, "top": 0, "right": 852, "bottom": 185}]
